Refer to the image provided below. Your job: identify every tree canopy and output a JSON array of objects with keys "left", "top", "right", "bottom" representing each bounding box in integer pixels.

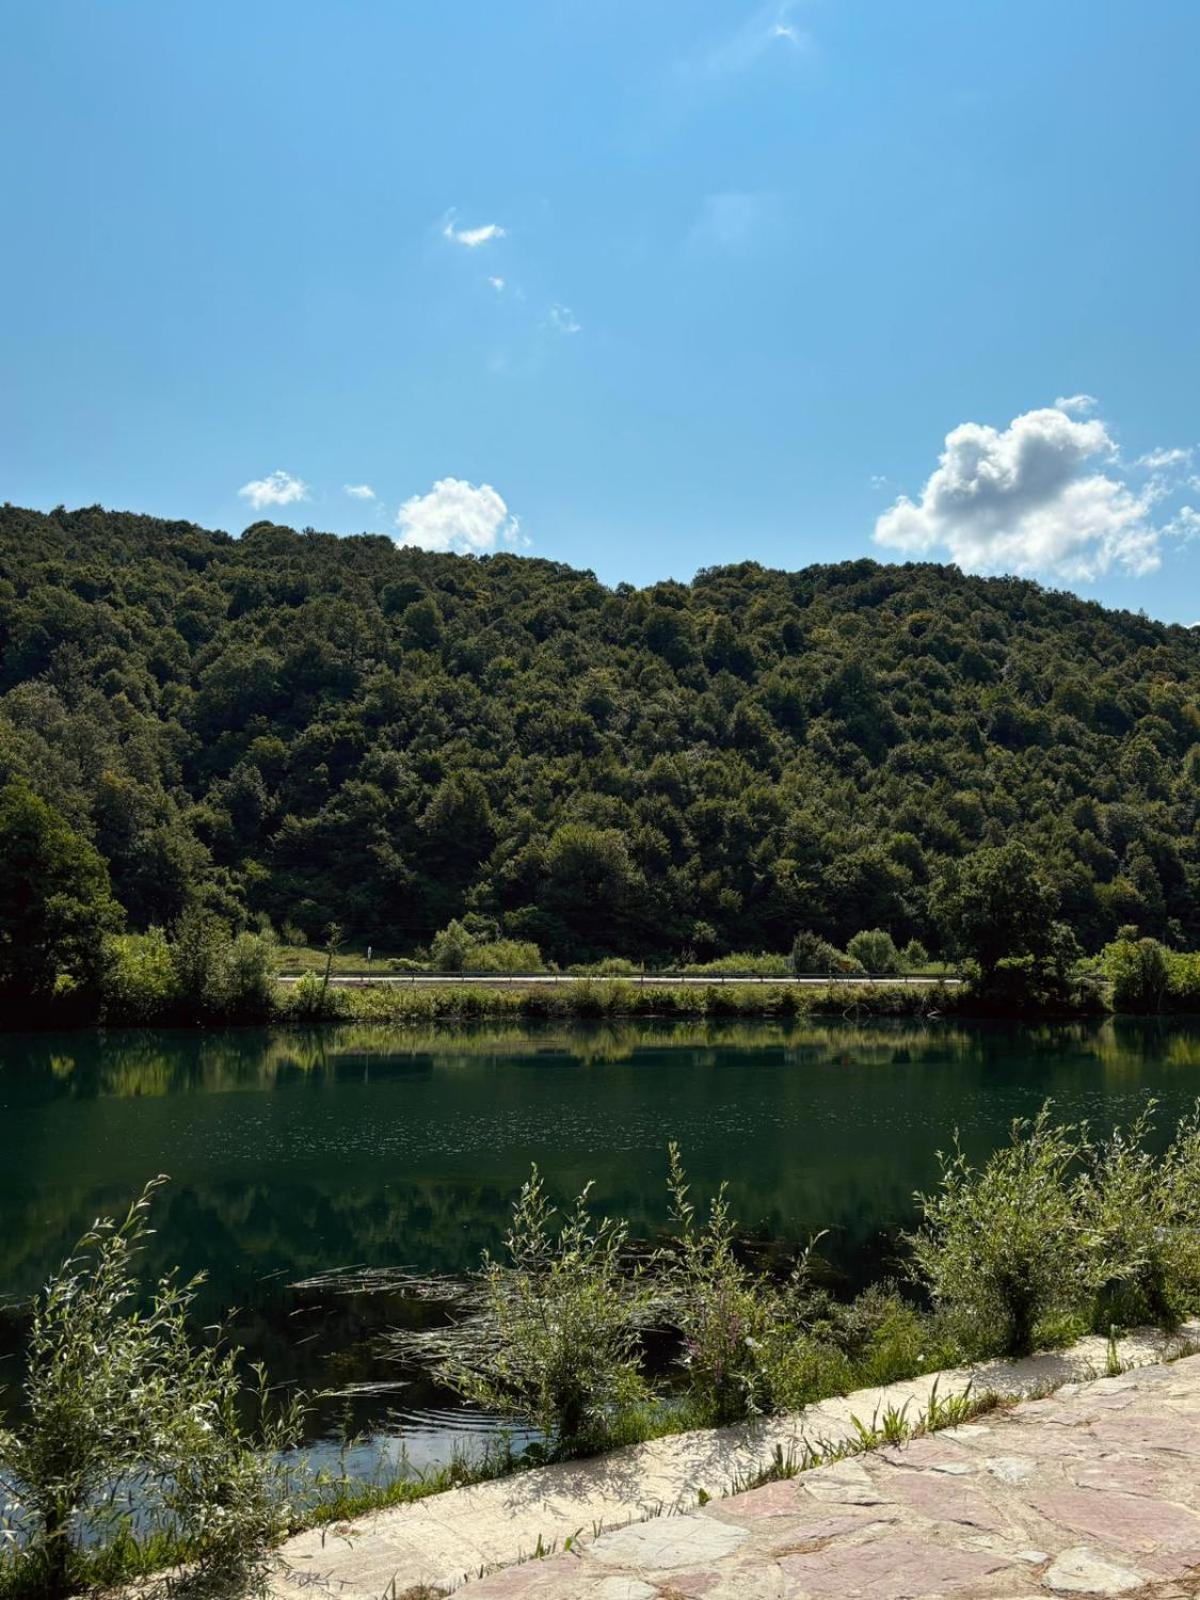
[{"left": 2, "top": 502, "right": 1200, "bottom": 964}]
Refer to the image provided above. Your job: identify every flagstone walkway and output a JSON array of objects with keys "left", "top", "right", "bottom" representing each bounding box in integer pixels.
[
  {"left": 466, "top": 1355, "right": 1200, "bottom": 1599},
  {"left": 274, "top": 1330, "right": 1200, "bottom": 1600}
]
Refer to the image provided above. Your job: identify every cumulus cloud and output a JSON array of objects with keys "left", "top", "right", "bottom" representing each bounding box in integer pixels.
[
  {"left": 238, "top": 470, "right": 309, "bottom": 511},
  {"left": 443, "top": 211, "right": 506, "bottom": 248},
  {"left": 488, "top": 276, "right": 506, "bottom": 292},
  {"left": 548, "top": 302, "right": 582, "bottom": 335},
  {"left": 395, "top": 478, "right": 522, "bottom": 555},
  {"left": 343, "top": 483, "right": 376, "bottom": 501},
  {"left": 874, "top": 406, "right": 1164, "bottom": 582}
]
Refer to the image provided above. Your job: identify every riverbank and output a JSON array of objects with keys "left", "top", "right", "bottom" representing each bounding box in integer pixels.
[
  {"left": 274, "top": 975, "right": 964, "bottom": 1025},
  {"left": 272, "top": 1325, "right": 1200, "bottom": 1600}
]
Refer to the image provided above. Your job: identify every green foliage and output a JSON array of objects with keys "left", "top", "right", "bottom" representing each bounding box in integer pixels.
[
  {"left": 430, "top": 920, "right": 543, "bottom": 973},
  {"left": 846, "top": 929, "right": 901, "bottom": 973},
  {"left": 657, "top": 1144, "right": 778, "bottom": 1425},
  {"left": 908, "top": 1107, "right": 1096, "bottom": 1357},
  {"left": 790, "top": 930, "right": 864, "bottom": 976},
  {"left": 430, "top": 918, "right": 473, "bottom": 973},
  {"left": 681, "top": 952, "right": 791, "bottom": 976},
  {"left": 413, "top": 1168, "right": 651, "bottom": 1451},
  {"left": 101, "top": 929, "right": 177, "bottom": 1021},
  {"left": 1080, "top": 1104, "right": 1200, "bottom": 1329},
  {"left": 0, "top": 779, "right": 122, "bottom": 1003},
  {"left": 931, "top": 842, "right": 1061, "bottom": 983},
  {"left": 0, "top": 1181, "right": 304, "bottom": 1598},
  {"left": 7, "top": 506, "right": 1200, "bottom": 972},
  {"left": 900, "top": 938, "right": 931, "bottom": 970}
]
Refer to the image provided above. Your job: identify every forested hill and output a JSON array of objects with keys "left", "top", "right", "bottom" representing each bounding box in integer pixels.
[{"left": 2, "top": 501, "right": 1199, "bottom": 963}]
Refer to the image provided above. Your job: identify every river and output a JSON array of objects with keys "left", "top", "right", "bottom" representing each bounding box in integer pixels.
[{"left": 2, "top": 1015, "right": 1196, "bottom": 1467}]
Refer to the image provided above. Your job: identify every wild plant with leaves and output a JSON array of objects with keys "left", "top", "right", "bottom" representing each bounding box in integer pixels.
[
  {"left": 655, "top": 1143, "right": 789, "bottom": 1425},
  {"left": 402, "top": 1167, "right": 652, "bottom": 1452},
  {"left": 0, "top": 1179, "right": 305, "bottom": 1600},
  {"left": 1078, "top": 1102, "right": 1199, "bottom": 1329},
  {"left": 907, "top": 1105, "right": 1097, "bottom": 1357}
]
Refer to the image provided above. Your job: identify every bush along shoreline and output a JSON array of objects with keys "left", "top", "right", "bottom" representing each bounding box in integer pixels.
[{"left": 4, "top": 1102, "right": 1200, "bottom": 1597}]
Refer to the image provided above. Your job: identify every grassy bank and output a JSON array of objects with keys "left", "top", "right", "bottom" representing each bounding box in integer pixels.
[{"left": 275, "top": 975, "right": 957, "bottom": 1026}]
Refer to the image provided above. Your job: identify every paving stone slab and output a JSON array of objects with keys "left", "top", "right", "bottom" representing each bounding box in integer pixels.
[{"left": 273, "top": 1333, "right": 1200, "bottom": 1600}]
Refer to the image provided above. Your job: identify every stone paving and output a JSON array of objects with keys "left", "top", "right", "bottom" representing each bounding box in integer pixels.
[
  {"left": 464, "top": 1355, "right": 1200, "bottom": 1599},
  {"left": 274, "top": 1329, "right": 1200, "bottom": 1600}
]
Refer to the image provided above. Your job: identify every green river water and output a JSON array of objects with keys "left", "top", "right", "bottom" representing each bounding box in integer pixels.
[{"left": 2, "top": 1015, "right": 1197, "bottom": 1463}]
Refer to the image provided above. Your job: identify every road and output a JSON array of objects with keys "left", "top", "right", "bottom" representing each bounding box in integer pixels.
[{"left": 277, "top": 972, "right": 961, "bottom": 987}]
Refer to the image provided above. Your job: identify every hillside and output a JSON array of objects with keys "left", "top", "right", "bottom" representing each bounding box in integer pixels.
[{"left": 2, "top": 502, "right": 1199, "bottom": 963}]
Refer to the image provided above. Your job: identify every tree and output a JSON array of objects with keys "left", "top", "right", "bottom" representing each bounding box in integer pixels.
[
  {"left": 0, "top": 780, "right": 122, "bottom": 1001},
  {"left": 931, "top": 842, "right": 1060, "bottom": 982}
]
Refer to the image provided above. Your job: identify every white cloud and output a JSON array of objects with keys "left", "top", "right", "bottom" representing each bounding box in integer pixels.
[
  {"left": 488, "top": 276, "right": 506, "bottom": 292},
  {"left": 548, "top": 302, "right": 582, "bottom": 335},
  {"left": 237, "top": 470, "right": 309, "bottom": 511},
  {"left": 1053, "top": 393, "right": 1098, "bottom": 416},
  {"left": 874, "top": 405, "right": 1165, "bottom": 582},
  {"left": 681, "top": 2, "right": 809, "bottom": 78},
  {"left": 1137, "top": 446, "right": 1193, "bottom": 471},
  {"left": 395, "top": 478, "right": 522, "bottom": 555},
  {"left": 443, "top": 211, "right": 506, "bottom": 248},
  {"left": 343, "top": 483, "right": 376, "bottom": 501}
]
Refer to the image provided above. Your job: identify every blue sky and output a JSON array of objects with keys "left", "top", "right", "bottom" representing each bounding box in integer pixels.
[{"left": 2, "top": 1, "right": 1199, "bottom": 618}]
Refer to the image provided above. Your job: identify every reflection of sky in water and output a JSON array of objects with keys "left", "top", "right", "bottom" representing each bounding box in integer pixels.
[
  {"left": 3, "top": 1016, "right": 1200, "bottom": 1472},
  {"left": 296, "top": 1406, "right": 540, "bottom": 1482}
]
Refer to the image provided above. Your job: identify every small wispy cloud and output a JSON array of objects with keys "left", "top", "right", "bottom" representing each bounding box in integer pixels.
[
  {"left": 238, "top": 470, "right": 309, "bottom": 511},
  {"left": 679, "top": 2, "right": 810, "bottom": 82},
  {"left": 1137, "top": 446, "right": 1193, "bottom": 471},
  {"left": 443, "top": 210, "right": 507, "bottom": 248},
  {"left": 548, "top": 303, "right": 582, "bottom": 335},
  {"left": 1053, "top": 393, "right": 1098, "bottom": 417},
  {"left": 488, "top": 276, "right": 506, "bottom": 293},
  {"left": 343, "top": 483, "right": 376, "bottom": 501}
]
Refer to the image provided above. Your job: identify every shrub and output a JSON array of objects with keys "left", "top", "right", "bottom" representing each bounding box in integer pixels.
[
  {"left": 430, "top": 922, "right": 543, "bottom": 973},
  {"left": 846, "top": 930, "right": 901, "bottom": 974},
  {"left": 1101, "top": 930, "right": 1170, "bottom": 1012},
  {"left": 220, "top": 930, "right": 277, "bottom": 1018},
  {"left": 101, "top": 929, "right": 177, "bottom": 1021},
  {"left": 0, "top": 1181, "right": 305, "bottom": 1598},
  {"left": 682, "top": 952, "right": 791, "bottom": 977},
  {"left": 1166, "top": 949, "right": 1200, "bottom": 1011},
  {"left": 657, "top": 1144, "right": 777, "bottom": 1425},
  {"left": 907, "top": 1106, "right": 1095, "bottom": 1357},
  {"left": 430, "top": 918, "right": 474, "bottom": 973},
  {"left": 470, "top": 938, "right": 544, "bottom": 973},
  {"left": 790, "top": 931, "right": 865, "bottom": 977},
  {"left": 900, "top": 938, "right": 931, "bottom": 971},
  {"left": 282, "top": 969, "right": 345, "bottom": 1021},
  {"left": 407, "top": 1168, "right": 651, "bottom": 1452},
  {"left": 1080, "top": 1104, "right": 1200, "bottom": 1329}
]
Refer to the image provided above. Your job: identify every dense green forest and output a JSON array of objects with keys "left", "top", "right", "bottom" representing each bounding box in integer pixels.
[{"left": 2, "top": 502, "right": 1200, "bottom": 968}]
